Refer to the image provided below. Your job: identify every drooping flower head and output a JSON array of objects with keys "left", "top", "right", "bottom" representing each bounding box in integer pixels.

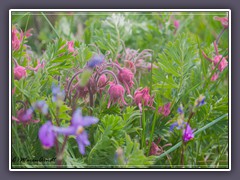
[
  {"left": 53, "top": 108, "right": 99, "bottom": 154},
  {"left": 158, "top": 102, "right": 171, "bottom": 117},
  {"left": 86, "top": 54, "right": 105, "bottom": 69},
  {"left": 14, "top": 65, "right": 27, "bottom": 80},
  {"left": 134, "top": 87, "right": 154, "bottom": 112},
  {"left": 214, "top": 16, "right": 228, "bottom": 29},
  {"left": 12, "top": 108, "right": 39, "bottom": 125},
  {"left": 38, "top": 121, "right": 56, "bottom": 149},
  {"left": 182, "top": 124, "right": 194, "bottom": 142},
  {"left": 107, "top": 82, "right": 127, "bottom": 108},
  {"left": 117, "top": 67, "right": 134, "bottom": 95}
]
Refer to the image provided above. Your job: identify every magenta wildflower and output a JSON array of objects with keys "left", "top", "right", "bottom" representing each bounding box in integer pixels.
[
  {"left": 134, "top": 87, "right": 154, "bottom": 112},
  {"left": 53, "top": 108, "right": 98, "bottom": 154},
  {"left": 107, "top": 82, "right": 127, "bottom": 108},
  {"left": 158, "top": 102, "right": 171, "bottom": 117},
  {"left": 38, "top": 121, "right": 56, "bottom": 149},
  {"left": 182, "top": 124, "right": 194, "bottom": 142},
  {"left": 117, "top": 67, "right": 134, "bottom": 94}
]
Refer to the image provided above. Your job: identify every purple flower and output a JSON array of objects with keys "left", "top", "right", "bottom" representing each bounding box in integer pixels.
[
  {"left": 194, "top": 95, "right": 205, "bottom": 107},
  {"left": 182, "top": 124, "right": 194, "bottom": 142},
  {"left": 38, "top": 121, "right": 56, "bottom": 149},
  {"left": 53, "top": 108, "right": 98, "bottom": 154},
  {"left": 52, "top": 84, "right": 65, "bottom": 103},
  {"left": 87, "top": 54, "right": 105, "bottom": 68},
  {"left": 33, "top": 100, "right": 48, "bottom": 115}
]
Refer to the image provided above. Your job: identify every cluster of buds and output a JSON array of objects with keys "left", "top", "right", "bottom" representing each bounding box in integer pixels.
[
  {"left": 12, "top": 26, "right": 32, "bottom": 51},
  {"left": 202, "top": 41, "right": 228, "bottom": 81},
  {"left": 65, "top": 49, "right": 158, "bottom": 112}
]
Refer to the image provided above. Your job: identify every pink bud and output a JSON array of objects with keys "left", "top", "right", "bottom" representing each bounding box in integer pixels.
[
  {"left": 98, "top": 74, "right": 108, "bottom": 88},
  {"left": 149, "top": 142, "right": 161, "bottom": 156},
  {"left": 14, "top": 65, "right": 27, "bottom": 80},
  {"left": 134, "top": 87, "right": 154, "bottom": 112},
  {"left": 158, "top": 102, "right": 171, "bottom": 117},
  {"left": 67, "top": 41, "right": 75, "bottom": 53},
  {"left": 213, "top": 55, "right": 228, "bottom": 72},
  {"left": 107, "top": 83, "right": 127, "bottom": 108},
  {"left": 174, "top": 20, "right": 180, "bottom": 29},
  {"left": 12, "top": 28, "right": 22, "bottom": 51},
  {"left": 118, "top": 68, "right": 134, "bottom": 95},
  {"left": 211, "top": 73, "right": 219, "bottom": 81},
  {"left": 214, "top": 16, "right": 228, "bottom": 29}
]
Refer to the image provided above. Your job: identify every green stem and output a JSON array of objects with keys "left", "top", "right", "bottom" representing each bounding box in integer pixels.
[
  {"left": 41, "top": 12, "right": 60, "bottom": 39},
  {"left": 147, "top": 108, "right": 159, "bottom": 155}
]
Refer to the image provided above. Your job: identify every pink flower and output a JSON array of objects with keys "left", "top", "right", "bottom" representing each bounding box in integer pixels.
[
  {"left": 149, "top": 142, "right": 162, "bottom": 156},
  {"left": 12, "top": 28, "right": 23, "bottom": 51},
  {"left": 25, "top": 28, "right": 33, "bottom": 38},
  {"left": 134, "top": 87, "right": 154, "bottom": 112},
  {"left": 67, "top": 41, "right": 75, "bottom": 53},
  {"left": 98, "top": 74, "right": 108, "bottom": 88},
  {"left": 107, "top": 82, "right": 127, "bottom": 108},
  {"left": 97, "top": 74, "right": 108, "bottom": 96},
  {"left": 158, "top": 102, "right": 171, "bottom": 117},
  {"left": 118, "top": 68, "right": 134, "bottom": 95},
  {"left": 14, "top": 65, "right": 27, "bottom": 80},
  {"left": 214, "top": 16, "right": 228, "bottom": 29},
  {"left": 213, "top": 55, "right": 228, "bottom": 72},
  {"left": 211, "top": 73, "right": 219, "bottom": 81},
  {"left": 12, "top": 108, "right": 39, "bottom": 125},
  {"left": 174, "top": 20, "right": 180, "bottom": 29}
]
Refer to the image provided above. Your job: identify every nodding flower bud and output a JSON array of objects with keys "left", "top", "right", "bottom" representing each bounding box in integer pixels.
[
  {"left": 117, "top": 68, "right": 134, "bottom": 95},
  {"left": 124, "top": 60, "right": 136, "bottom": 74},
  {"left": 134, "top": 87, "right": 154, "bottom": 112},
  {"left": 12, "top": 108, "right": 39, "bottom": 125},
  {"left": 98, "top": 74, "right": 108, "bottom": 88},
  {"left": 214, "top": 16, "right": 228, "bottom": 29},
  {"left": 14, "top": 65, "right": 27, "bottom": 80},
  {"left": 107, "top": 82, "right": 127, "bottom": 108},
  {"left": 158, "top": 102, "right": 171, "bottom": 117}
]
